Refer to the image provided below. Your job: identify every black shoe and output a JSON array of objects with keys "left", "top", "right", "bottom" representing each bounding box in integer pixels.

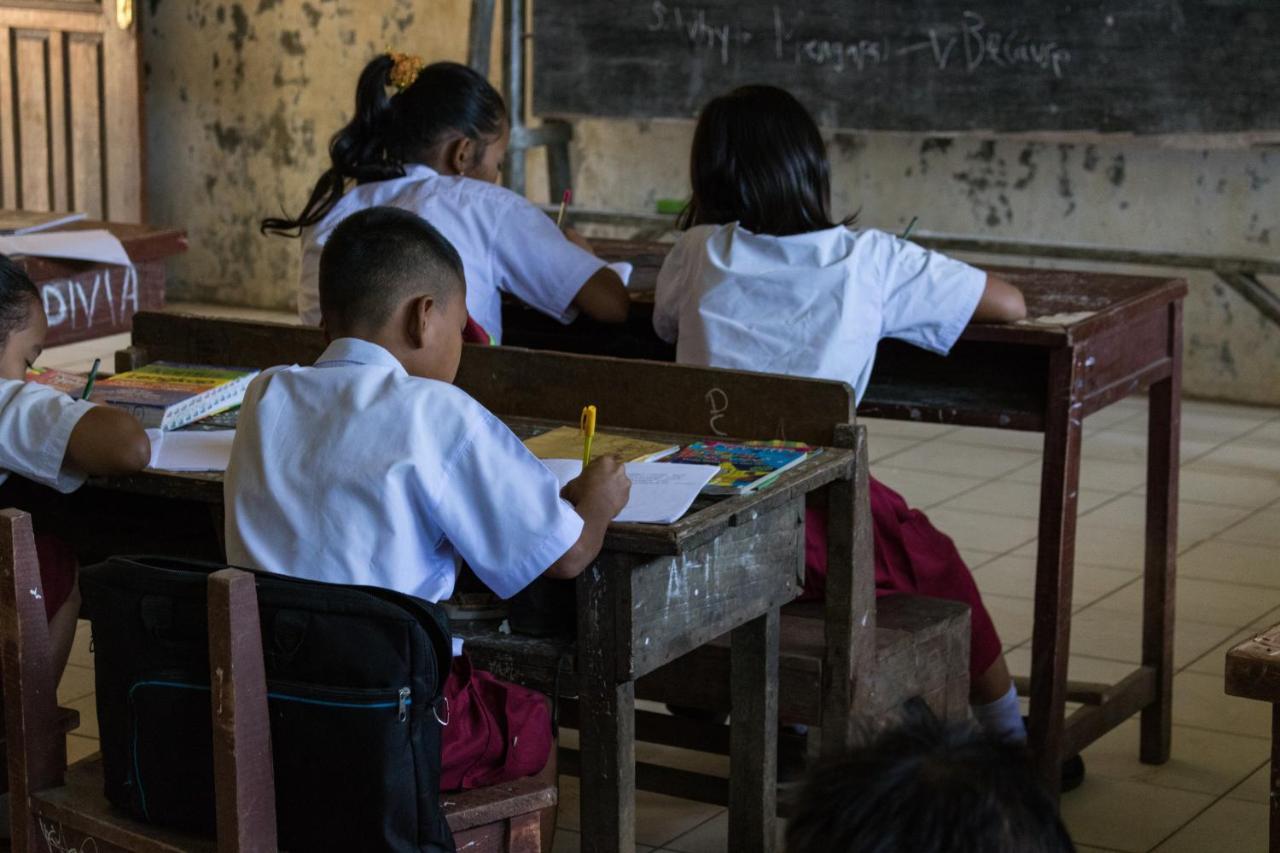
[
  {"left": 1022, "top": 717, "right": 1087, "bottom": 793},
  {"left": 1061, "top": 753, "right": 1086, "bottom": 793}
]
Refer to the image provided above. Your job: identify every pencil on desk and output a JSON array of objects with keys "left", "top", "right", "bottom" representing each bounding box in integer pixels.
[
  {"left": 82, "top": 358, "right": 101, "bottom": 400},
  {"left": 901, "top": 216, "right": 919, "bottom": 240},
  {"left": 581, "top": 404, "right": 597, "bottom": 467},
  {"left": 557, "top": 189, "right": 572, "bottom": 229}
]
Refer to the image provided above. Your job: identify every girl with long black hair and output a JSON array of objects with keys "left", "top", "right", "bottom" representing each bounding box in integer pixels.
[{"left": 264, "top": 54, "right": 628, "bottom": 341}]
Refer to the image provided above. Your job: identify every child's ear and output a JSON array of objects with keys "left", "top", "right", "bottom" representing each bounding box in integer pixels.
[
  {"left": 405, "top": 294, "right": 435, "bottom": 349},
  {"left": 451, "top": 137, "right": 475, "bottom": 175}
]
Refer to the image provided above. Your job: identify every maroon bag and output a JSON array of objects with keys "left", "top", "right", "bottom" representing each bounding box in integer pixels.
[{"left": 440, "top": 653, "right": 553, "bottom": 791}]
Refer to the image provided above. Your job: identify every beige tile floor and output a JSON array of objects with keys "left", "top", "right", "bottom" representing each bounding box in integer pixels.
[{"left": 42, "top": 305, "right": 1280, "bottom": 852}]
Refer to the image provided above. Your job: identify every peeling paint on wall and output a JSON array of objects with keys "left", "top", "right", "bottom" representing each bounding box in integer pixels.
[
  {"left": 143, "top": 0, "right": 470, "bottom": 313},
  {"left": 143, "top": 3, "right": 1279, "bottom": 405}
]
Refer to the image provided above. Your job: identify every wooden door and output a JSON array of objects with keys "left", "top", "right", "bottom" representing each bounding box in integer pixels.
[{"left": 0, "top": 0, "right": 143, "bottom": 222}]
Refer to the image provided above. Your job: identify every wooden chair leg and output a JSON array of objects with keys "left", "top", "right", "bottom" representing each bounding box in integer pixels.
[
  {"left": 0, "top": 509, "right": 66, "bottom": 853},
  {"left": 208, "top": 569, "right": 277, "bottom": 853}
]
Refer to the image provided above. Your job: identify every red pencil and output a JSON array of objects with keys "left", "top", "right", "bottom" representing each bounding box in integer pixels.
[{"left": 556, "top": 188, "right": 572, "bottom": 228}]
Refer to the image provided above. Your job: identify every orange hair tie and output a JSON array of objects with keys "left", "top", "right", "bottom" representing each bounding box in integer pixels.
[{"left": 387, "top": 51, "right": 425, "bottom": 91}]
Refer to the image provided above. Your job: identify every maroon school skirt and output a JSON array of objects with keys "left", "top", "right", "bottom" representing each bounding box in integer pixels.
[
  {"left": 34, "top": 533, "right": 78, "bottom": 622},
  {"left": 439, "top": 653, "right": 552, "bottom": 791},
  {"left": 803, "top": 475, "right": 1002, "bottom": 683}
]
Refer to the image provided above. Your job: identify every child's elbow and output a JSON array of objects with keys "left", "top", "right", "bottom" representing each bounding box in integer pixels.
[
  {"left": 123, "top": 428, "right": 153, "bottom": 472},
  {"left": 1002, "top": 287, "right": 1027, "bottom": 322}
]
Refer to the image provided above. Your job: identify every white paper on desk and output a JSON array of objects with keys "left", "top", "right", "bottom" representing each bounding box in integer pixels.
[
  {"left": 146, "top": 429, "right": 236, "bottom": 472},
  {"left": 606, "top": 261, "right": 634, "bottom": 287},
  {"left": 541, "top": 459, "right": 719, "bottom": 524},
  {"left": 0, "top": 229, "right": 132, "bottom": 267}
]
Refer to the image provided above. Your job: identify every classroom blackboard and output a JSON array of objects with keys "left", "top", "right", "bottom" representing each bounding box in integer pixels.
[{"left": 531, "top": 1, "right": 1280, "bottom": 137}]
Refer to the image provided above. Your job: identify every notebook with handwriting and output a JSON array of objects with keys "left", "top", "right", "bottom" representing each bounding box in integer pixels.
[{"left": 540, "top": 459, "right": 719, "bottom": 524}]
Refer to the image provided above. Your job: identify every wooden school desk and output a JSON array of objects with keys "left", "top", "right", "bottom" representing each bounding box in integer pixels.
[
  {"left": 3, "top": 217, "right": 186, "bottom": 346},
  {"left": 75, "top": 312, "right": 869, "bottom": 853},
  {"left": 504, "top": 238, "right": 1189, "bottom": 798}
]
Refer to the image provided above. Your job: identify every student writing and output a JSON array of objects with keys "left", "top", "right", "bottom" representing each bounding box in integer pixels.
[
  {"left": 262, "top": 53, "right": 629, "bottom": 343},
  {"left": 0, "top": 254, "right": 150, "bottom": 684},
  {"left": 652, "top": 86, "right": 1041, "bottom": 763},
  {"left": 226, "top": 207, "right": 630, "bottom": 789}
]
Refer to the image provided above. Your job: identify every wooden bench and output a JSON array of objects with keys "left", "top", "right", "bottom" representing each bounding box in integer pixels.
[
  {"left": 1225, "top": 624, "right": 1280, "bottom": 852},
  {"left": 107, "top": 312, "right": 971, "bottom": 807},
  {"left": 0, "top": 508, "right": 556, "bottom": 852}
]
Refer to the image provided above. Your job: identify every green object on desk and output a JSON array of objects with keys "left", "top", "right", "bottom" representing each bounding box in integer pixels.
[
  {"left": 656, "top": 198, "right": 686, "bottom": 216},
  {"left": 81, "top": 358, "right": 100, "bottom": 400}
]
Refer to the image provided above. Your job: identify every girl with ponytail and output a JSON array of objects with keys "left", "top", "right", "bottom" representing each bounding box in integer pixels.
[{"left": 264, "top": 54, "right": 628, "bottom": 340}]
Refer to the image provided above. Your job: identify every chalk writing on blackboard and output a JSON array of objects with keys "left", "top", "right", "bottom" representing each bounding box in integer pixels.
[{"left": 647, "top": 3, "right": 1071, "bottom": 78}]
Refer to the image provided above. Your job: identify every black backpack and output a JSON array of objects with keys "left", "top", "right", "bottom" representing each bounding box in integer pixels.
[{"left": 80, "top": 555, "right": 456, "bottom": 853}]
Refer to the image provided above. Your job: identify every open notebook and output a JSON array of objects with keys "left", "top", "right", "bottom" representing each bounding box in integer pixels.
[
  {"left": 540, "top": 459, "right": 719, "bottom": 524},
  {"left": 145, "top": 429, "right": 235, "bottom": 472}
]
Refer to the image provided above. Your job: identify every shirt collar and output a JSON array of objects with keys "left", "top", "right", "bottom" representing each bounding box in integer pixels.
[
  {"left": 315, "top": 338, "right": 409, "bottom": 377},
  {"left": 402, "top": 163, "right": 439, "bottom": 181}
]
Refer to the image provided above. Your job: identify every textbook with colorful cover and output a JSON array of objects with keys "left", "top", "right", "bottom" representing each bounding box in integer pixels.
[
  {"left": 522, "top": 425, "right": 677, "bottom": 463},
  {"left": 25, "top": 366, "right": 89, "bottom": 396},
  {"left": 658, "top": 440, "right": 819, "bottom": 496},
  {"left": 88, "top": 362, "right": 259, "bottom": 430}
]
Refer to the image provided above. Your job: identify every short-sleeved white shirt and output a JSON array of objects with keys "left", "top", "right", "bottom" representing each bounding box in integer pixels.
[
  {"left": 0, "top": 379, "right": 94, "bottom": 493},
  {"left": 653, "top": 223, "right": 986, "bottom": 404},
  {"left": 224, "top": 337, "right": 584, "bottom": 607},
  {"left": 298, "top": 165, "right": 605, "bottom": 342}
]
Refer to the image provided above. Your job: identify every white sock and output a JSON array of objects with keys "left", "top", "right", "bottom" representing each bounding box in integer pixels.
[{"left": 972, "top": 682, "right": 1027, "bottom": 743}]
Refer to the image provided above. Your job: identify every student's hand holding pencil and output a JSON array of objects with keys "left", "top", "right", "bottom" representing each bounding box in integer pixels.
[
  {"left": 561, "top": 455, "right": 631, "bottom": 521},
  {"left": 563, "top": 227, "right": 594, "bottom": 253}
]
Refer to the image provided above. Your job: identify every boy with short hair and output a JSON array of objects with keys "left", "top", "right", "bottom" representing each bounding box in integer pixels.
[{"left": 225, "top": 205, "right": 630, "bottom": 788}]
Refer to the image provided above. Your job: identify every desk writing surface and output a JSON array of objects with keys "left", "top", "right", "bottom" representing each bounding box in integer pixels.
[
  {"left": 7, "top": 218, "right": 187, "bottom": 280},
  {"left": 593, "top": 238, "right": 1185, "bottom": 347},
  {"left": 90, "top": 418, "right": 855, "bottom": 557}
]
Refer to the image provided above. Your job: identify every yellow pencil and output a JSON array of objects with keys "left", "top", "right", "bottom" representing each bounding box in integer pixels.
[{"left": 580, "top": 404, "right": 597, "bottom": 467}]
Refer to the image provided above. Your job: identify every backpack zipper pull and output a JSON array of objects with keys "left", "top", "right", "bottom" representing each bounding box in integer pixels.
[{"left": 398, "top": 687, "right": 410, "bottom": 722}]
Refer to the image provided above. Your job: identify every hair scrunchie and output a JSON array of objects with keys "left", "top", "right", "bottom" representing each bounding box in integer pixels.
[{"left": 387, "top": 51, "right": 425, "bottom": 91}]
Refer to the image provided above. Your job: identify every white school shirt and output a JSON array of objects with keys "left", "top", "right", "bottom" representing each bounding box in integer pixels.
[
  {"left": 652, "top": 223, "right": 986, "bottom": 405},
  {"left": 0, "top": 379, "right": 94, "bottom": 493},
  {"left": 224, "top": 337, "right": 584, "bottom": 608},
  {"left": 298, "top": 164, "right": 605, "bottom": 342}
]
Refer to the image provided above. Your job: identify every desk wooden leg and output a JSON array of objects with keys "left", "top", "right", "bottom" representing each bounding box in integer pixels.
[
  {"left": 577, "top": 558, "right": 636, "bottom": 853},
  {"left": 1141, "top": 304, "right": 1181, "bottom": 765},
  {"left": 730, "top": 607, "right": 780, "bottom": 853},
  {"left": 1029, "top": 349, "right": 1085, "bottom": 800},
  {"left": 820, "top": 425, "right": 875, "bottom": 758}
]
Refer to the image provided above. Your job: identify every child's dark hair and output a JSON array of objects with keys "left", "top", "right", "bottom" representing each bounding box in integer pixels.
[
  {"left": 678, "top": 85, "right": 854, "bottom": 237},
  {"left": 0, "top": 255, "right": 39, "bottom": 348},
  {"left": 786, "top": 700, "right": 1075, "bottom": 853},
  {"left": 319, "top": 206, "right": 465, "bottom": 333},
  {"left": 262, "top": 57, "right": 506, "bottom": 236}
]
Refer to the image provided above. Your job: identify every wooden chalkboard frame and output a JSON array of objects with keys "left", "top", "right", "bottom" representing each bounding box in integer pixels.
[{"left": 531, "top": 1, "right": 1280, "bottom": 143}]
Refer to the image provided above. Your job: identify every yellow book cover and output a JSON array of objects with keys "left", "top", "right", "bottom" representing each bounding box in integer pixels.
[{"left": 523, "top": 426, "right": 677, "bottom": 463}]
